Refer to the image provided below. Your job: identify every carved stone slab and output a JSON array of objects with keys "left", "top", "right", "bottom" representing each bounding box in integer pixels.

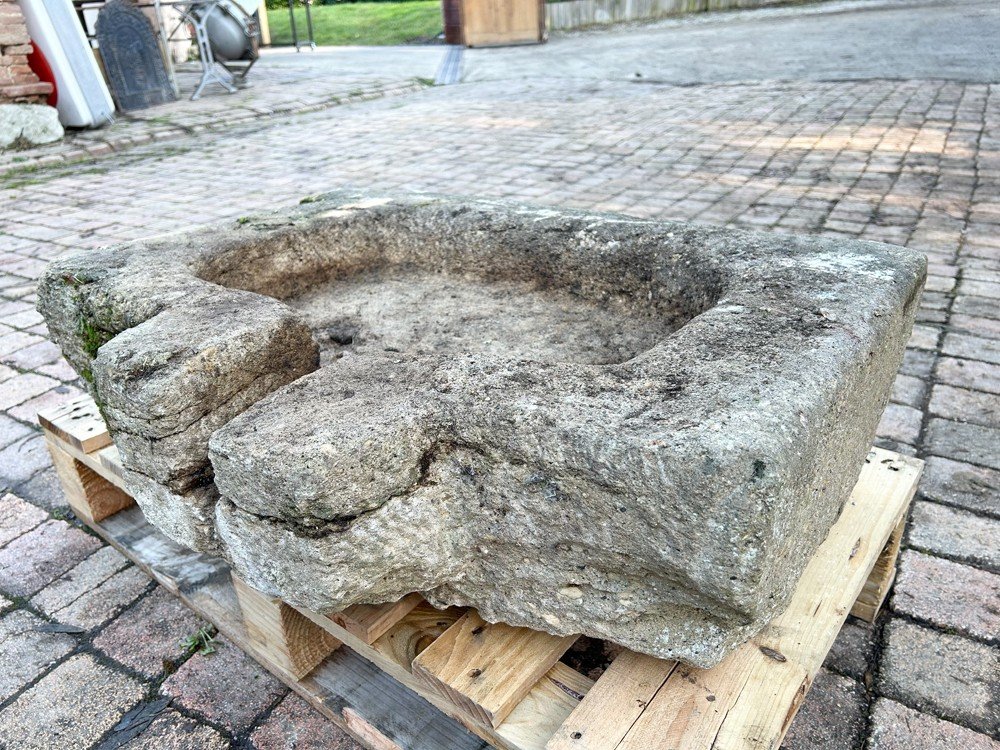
[{"left": 96, "top": 0, "right": 176, "bottom": 111}]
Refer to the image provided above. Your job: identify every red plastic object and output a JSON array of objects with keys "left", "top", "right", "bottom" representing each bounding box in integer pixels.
[{"left": 27, "top": 41, "right": 58, "bottom": 107}]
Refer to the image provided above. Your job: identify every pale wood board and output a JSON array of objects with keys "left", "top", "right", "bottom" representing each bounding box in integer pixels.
[
  {"left": 545, "top": 650, "right": 677, "bottom": 750},
  {"left": 298, "top": 599, "right": 592, "bottom": 750},
  {"left": 461, "top": 0, "right": 544, "bottom": 46},
  {"left": 44, "top": 437, "right": 134, "bottom": 523},
  {"left": 850, "top": 514, "right": 906, "bottom": 622},
  {"left": 38, "top": 399, "right": 922, "bottom": 750},
  {"left": 233, "top": 574, "right": 341, "bottom": 679},
  {"left": 86, "top": 504, "right": 492, "bottom": 750},
  {"left": 333, "top": 593, "right": 425, "bottom": 644},
  {"left": 411, "top": 610, "right": 578, "bottom": 728},
  {"left": 37, "top": 395, "right": 112, "bottom": 453},
  {"left": 613, "top": 448, "right": 922, "bottom": 750}
]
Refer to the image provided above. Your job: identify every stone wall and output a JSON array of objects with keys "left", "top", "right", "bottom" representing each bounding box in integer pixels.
[
  {"left": 0, "top": 1, "right": 53, "bottom": 103},
  {"left": 546, "top": 0, "right": 792, "bottom": 31}
]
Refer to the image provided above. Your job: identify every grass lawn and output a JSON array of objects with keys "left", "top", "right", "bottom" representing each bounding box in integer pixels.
[{"left": 267, "top": 1, "right": 443, "bottom": 46}]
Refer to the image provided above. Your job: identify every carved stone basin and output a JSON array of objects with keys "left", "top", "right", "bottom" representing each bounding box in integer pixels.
[{"left": 38, "top": 193, "right": 925, "bottom": 667}]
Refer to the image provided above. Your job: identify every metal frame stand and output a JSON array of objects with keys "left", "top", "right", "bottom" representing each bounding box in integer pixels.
[
  {"left": 186, "top": 3, "right": 237, "bottom": 99},
  {"left": 288, "top": 0, "right": 315, "bottom": 51}
]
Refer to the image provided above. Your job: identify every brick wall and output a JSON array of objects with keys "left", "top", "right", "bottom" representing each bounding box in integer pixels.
[{"left": 0, "top": 0, "right": 53, "bottom": 103}]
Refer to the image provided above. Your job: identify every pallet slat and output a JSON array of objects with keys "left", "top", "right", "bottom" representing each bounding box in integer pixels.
[
  {"left": 412, "top": 611, "right": 578, "bottom": 728},
  {"left": 545, "top": 651, "right": 677, "bottom": 750},
  {"left": 44, "top": 437, "right": 133, "bottom": 523},
  {"left": 37, "top": 398, "right": 923, "bottom": 750},
  {"left": 333, "top": 593, "right": 425, "bottom": 644},
  {"left": 233, "top": 574, "right": 341, "bottom": 679},
  {"left": 37, "top": 395, "right": 112, "bottom": 453},
  {"left": 614, "top": 449, "right": 922, "bottom": 750}
]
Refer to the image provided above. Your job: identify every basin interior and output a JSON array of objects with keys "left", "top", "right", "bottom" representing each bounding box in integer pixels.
[{"left": 287, "top": 269, "right": 675, "bottom": 366}]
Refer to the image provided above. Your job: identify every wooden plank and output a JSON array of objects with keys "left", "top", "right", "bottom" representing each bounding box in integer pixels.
[
  {"left": 44, "top": 437, "right": 134, "bottom": 523},
  {"left": 850, "top": 514, "right": 905, "bottom": 622},
  {"left": 38, "top": 396, "right": 923, "bottom": 750},
  {"left": 545, "top": 651, "right": 677, "bottom": 750},
  {"left": 616, "top": 447, "right": 922, "bottom": 750},
  {"left": 461, "top": 0, "right": 543, "bottom": 47},
  {"left": 233, "top": 574, "right": 341, "bottom": 679},
  {"left": 85, "top": 504, "right": 491, "bottom": 750},
  {"left": 332, "top": 593, "right": 424, "bottom": 644},
  {"left": 411, "top": 611, "right": 578, "bottom": 728},
  {"left": 38, "top": 396, "right": 112, "bottom": 453}
]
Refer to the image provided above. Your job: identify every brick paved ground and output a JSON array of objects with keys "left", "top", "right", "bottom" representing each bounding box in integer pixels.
[{"left": 0, "top": 0, "right": 998, "bottom": 747}]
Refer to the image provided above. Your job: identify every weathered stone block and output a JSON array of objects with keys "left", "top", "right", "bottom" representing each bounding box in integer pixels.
[{"left": 37, "top": 193, "right": 925, "bottom": 666}]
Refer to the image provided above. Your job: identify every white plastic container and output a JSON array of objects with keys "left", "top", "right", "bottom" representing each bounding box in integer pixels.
[{"left": 21, "top": 0, "right": 115, "bottom": 128}]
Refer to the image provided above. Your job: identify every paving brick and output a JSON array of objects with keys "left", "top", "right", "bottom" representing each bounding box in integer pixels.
[
  {"left": 900, "top": 348, "right": 935, "bottom": 380},
  {"left": 250, "top": 693, "right": 364, "bottom": 750},
  {"left": 0, "top": 433, "right": 51, "bottom": 486},
  {"left": 908, "top": 500, "right": 1000, "bottom": 571},
  {"left": 94, "top": 586, "right": 206, "bottom": 678},
  {"left": 7, "top": 384, "right": 84, "bottom": 424},
  {"left": 907, "top": 324, "right": 941, "bottom": 351},
  {"left": 0, "top": 340, "right": 61, "bottom": 370},
  {"left": 49, "top": 565, "right": 151, "bottom": 630},
  {"left": 950, "top": 314, "right": 1000, "bottom": 340},
  {"left": 920, "top": 455, "right": 999, "bottom": 518},
  {"left": 117, "top": 708, "right": 229, "bottom": 750},
  {"left": 876, "top": 403, "right": 923, "bottom": 446},
  {"left": 0, "top": 372, "right": 56, "bottom": 411},
  {"left": 823, "top": 618, "right": 877, "bottom": 682},
  {"left": 936, "top": 356, "right": 1000, "bottom": 395},
  {"left": 0, "top": 609, "right": 77, "bottom": 702},
  {"left": 29, "top": 545, "right": 129, "bottom": 617},
  {"left": 0, "top": 519, "right": 101, "bottom": 596},
  {"left": 942, "top": 332, "right": 1000, "bottom": 365},
  {"left": 0, "top": 414, "right": 32, "bottom": 452},
  {"left": 889, "top": 373, "right": 927, "bottom": 408},
  {"left": 0, "top": 491, "right": 47, "bottom": 548},
  {"left": 924, "top": 418, "right": 1000, "bottom": 470},
  {"left": 892, "top": 549, "right": 1000, "bottom": 642},
  {"left": 879, "top": 619, "right": 998, "bottom": 735},
  {"left": 161, "top": 635, "right": 286, "bottom": 733},
  {"left": 35, "top": 357, "right": 79, "bottom": 382},
  {"left": 0, "top": 653, "right": 144, "bottom": 750},
  {"left": 953, "top": 295, "right": 1000, "bottom": 321},
  {"left": 928, "top": 384, "right": 1000, "bottom": 429},
  {"left": 783, "top": 670, "right": 867, "bottom": 750},
  {"left": 12, "top": 466, "right": 68, "bottom": 511},
  {"left": 868, "top": 698, "right": 1000, "bottom": 750}
]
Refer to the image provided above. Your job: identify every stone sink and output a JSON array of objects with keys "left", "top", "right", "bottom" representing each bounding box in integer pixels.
[{"left": 38, "top": 193, "right": 925, "bottom": 667}]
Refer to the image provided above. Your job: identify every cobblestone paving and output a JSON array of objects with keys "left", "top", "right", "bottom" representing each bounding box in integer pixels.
[{"left": 0, "top": 3, "right": 998, "bottom": 748}]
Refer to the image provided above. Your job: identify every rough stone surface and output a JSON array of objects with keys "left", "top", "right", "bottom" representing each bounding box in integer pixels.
[
  {"left": 37, "top": 193, "right": 925, "bottom": 667},
  {"left": 892, "top": 549, "right": 1000, "bottom": 642},
  {"left": 869, "top": 698, "right": 1000, "bottom": 750},
  {"left": 0, "top": 104, "right": 63, "bottom": 150},
  {"left": 879, "top": 619, "right": 999, "bottom": 735},
  {"left": 0, "top": 653, "right": 144, "bottom": 750}
]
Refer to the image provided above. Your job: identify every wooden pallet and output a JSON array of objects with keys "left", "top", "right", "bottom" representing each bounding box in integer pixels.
[{"left": 39, "top": 396, "right": 922, "bottom": 750}]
